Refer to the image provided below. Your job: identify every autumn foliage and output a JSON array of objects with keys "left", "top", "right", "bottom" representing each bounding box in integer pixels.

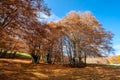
[{"left": 0, "top": 0, "right": 114, "bottom": 65}]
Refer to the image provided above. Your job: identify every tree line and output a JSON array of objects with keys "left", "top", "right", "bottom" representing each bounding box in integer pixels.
[{"left": 0, "top": 0, "right": 114, "bottom": 66}]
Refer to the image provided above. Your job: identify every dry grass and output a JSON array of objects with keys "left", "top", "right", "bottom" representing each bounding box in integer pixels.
[{"left": 0, "top": 59, "right": 120, "bottom": 80}]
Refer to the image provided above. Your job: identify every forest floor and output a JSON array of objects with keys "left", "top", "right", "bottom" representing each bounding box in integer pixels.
[{"left": 0, "top": 59, "right": 120, "bottom": 80}]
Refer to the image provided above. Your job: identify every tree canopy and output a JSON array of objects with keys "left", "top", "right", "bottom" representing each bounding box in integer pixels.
[
  {"left": 0, "top": 1, "right": 114, "bottom": 64},
  {"left": 0, "top": 0, "right": 50, "bottom": 51}
]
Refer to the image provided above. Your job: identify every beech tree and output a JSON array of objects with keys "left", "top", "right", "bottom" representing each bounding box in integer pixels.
[
  {"left": 58, "top": 11, "right": 114, "bottom": 65},
  {"left": 0, "top": 0, "right": 50, "bottom": 63},
  {"left": 39, "top": 22, "right": 64, "bottom": 64}
]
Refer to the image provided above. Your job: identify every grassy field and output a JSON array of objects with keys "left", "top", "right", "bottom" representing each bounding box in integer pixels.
[
  {"left": 1, "top": 51, "right": 32, "bottom": 59},
  {"left": 0, "top": 59, "right": 120, "bottom": 80}
]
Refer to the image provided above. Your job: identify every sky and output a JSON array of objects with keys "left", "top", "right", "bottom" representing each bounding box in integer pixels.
[{"left": 44, "top": 0, "right": 120, "bottom": 55}]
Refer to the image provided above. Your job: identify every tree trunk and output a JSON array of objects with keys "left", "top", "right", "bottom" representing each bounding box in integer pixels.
[
  {"left": 84, "top": 52, "right": 87, "bottom": 64},
  {"left": 46, "top": 53, "right": 51, "bottom": 64},
  {"left": 68, "top": 40, "right": 72, "bottom": 65},
  {"left": 46, "top": 47, "right": 52, "bottom": 64},
  {"left": 31, "top": 53, "right": 40, "bottom": 64}
]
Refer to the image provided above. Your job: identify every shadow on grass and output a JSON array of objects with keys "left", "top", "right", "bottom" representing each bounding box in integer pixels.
[{"left": 0, "top": 59, "right": 120, "bottom": 80}]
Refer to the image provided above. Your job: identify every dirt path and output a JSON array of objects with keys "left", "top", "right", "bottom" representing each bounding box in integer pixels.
[{"left": 0, "top": 59, "right": 120, "bottom": 80}]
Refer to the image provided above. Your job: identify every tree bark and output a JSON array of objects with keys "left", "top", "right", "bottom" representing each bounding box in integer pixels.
[{"left": 31, "top": 53, "right": 40, "bottom": 64}]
